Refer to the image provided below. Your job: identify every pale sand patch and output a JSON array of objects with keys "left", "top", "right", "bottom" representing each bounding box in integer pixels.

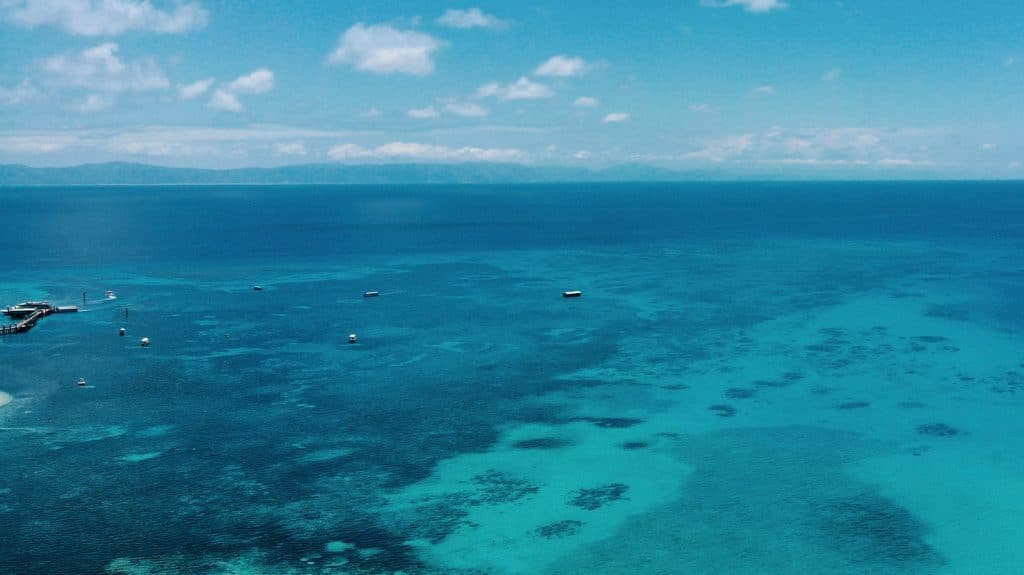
[
  {"left": 0, "top": 391, "right": 12, "bottom": 407},
  {"left": 118, "top": 451, "right": 162, "bottom": 463},
  {"left": 851, "top": 443, "right": 1024, "bottom": 574},
  {"left": 388, "top": 420, "right": 692, "bottom": 575},
  {"left": 297, "top": 447, "right": 354, "bottom": 464}
]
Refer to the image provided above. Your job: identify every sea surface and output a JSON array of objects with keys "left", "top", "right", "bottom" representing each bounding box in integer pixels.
[{"left": 1, "top": 182, "right": 1023, "bottom": 575}]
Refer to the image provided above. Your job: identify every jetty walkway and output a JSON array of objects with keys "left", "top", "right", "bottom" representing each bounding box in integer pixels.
[{"left": 1, "top": 301, "right": 78, "bottom": 336}]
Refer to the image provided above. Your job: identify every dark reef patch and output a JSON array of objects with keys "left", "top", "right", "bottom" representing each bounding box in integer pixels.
[
  {"left": 818, "top": 493, "right": 944, "bottom": 567},
  {"left": 660, "top": 383, "right": 690, "bottom": 390},
  {"left": 535, "top": 519, "right": 584, "bottom": 539},
  {"left": 471, "top": 470, "right": 540, "bottom": 504},
  {"left": 708, "top": 404, "right": 736, "bottom": 417},
  {"left": 542, "top": 418, "right": 948, "bottom": 574},
  {"left": 836, "top": 401, "right": 870, "bottom": 410},
  {"left": 513, "top": 437, "right": 571, "bottom": 450},
  {"left": 404, "top": 500, "right": 470, "bottom": 544},
  {"left": 925, "top": 304, "right": 970, "bottom": 322},
  {"left": 570, "top": 484, "right": 630, "bottom": 510},
  {"left": 621, "top": 441, "right": 648, "bottom": 450},
  {"left": 989, "top": 370, "right": 1024, "bottom": 394},
  {"left": 754, "top": 379, "right": 791, "bottom": 388},
  {"left": 916, "top": 423, "right": 961, "bottom": 437},
  {"left": 725, "top": 387, "right": 756, "bottom": 399},
  {"left": 572, "top": 416, "right": 645, "bottom": 429},
  {"left": 912, "top": 335, "right": 948, "bottom": 344}
]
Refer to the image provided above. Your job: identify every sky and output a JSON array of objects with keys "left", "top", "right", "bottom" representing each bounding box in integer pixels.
[{"left": 0, "top": 0, "right": 1022, "bottom": 177}]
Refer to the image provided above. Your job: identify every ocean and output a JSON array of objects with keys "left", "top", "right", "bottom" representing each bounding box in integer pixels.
[{"left": 1, "top": 181, "right": 1023, "bottom": 574}]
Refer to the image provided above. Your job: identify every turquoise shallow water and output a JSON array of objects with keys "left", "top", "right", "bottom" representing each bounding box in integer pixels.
[{"left": 1, "top": 182, "right": 1024, "bottom": 574}]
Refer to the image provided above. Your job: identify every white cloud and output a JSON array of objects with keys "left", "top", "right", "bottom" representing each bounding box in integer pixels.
[
  {"left": 42, "top": 43, "right": 169, "bottom": 92},
  {"left": 874, "top": 157, "right": 936, "bottom": 168},
  {"left": 477, "top": 77, "right": 553, "bottom": 101},
  {"left": 328, "top": 23, "right": 443, "bottom": 76},
  {"left": 685, "top": 134, "right": 756, "bottom": 162},
  {"left": 204, "top": 69, "right": 273, "bottom": 112},
  {"left": 68, "top": 93, "right": 114, "bottom": 112},
  {"left": 700, "top": 0, "right": 787, "bottom": 13},
  {"left": 207, "top": 89, "right": 241, "bottom": 112},
  {"left": 0, "top": 133, "right": 79, "bottom": 153},
  {"left": 601, "top": 112, "right": 630, "bottom": 123},
  {"left": 573, "top": 96, "right": 599, "bottom": 108},
  {"left": 0, "top": 125, "right": 373, "bottom": 160},
  {"left": 752, "top": 84, "right": 774, "bottom": 95},
  {"left": 823, "top": 67, "right": 841, "bottom": 81},
  {"left": 0, "top": 125, "right": 546, "bottom": 163},
  {"left": 982, "top": 143, "right": 998, "bottom": 151},
  {"left": 573, "top": 150, "right": 592, "bottom": 160},
  {"left": 0, "top": 78, "right": 36, "bottom": 105},
  {"left": 360, "top": 107, "right": 382, "bottom": 118},
  {"left": 436, "top": 8, "right": 507, "bottom": 29},
  {"left": 328, "top": 141, "right": 525, "bottom": 162},
  {"left": 684, "top": 127, "right": 932, "bottom": 165},
  {"left": 535, "top": 55, "right": 588, "bottom": 77},
  {"left": 105, "top": 140, "right": 187, "bottom": 156},
  {"left": 1, "top": 0, "right": 208, "bottom": 35},
  {"left": 445, "top": 101, "right": 488, "bottom": 117},
  {"left": 177, "top": 77, "right": 214, "bottom": 100},
  {"left": 276, "top": 142, "right": 307, "bottom": 156},
  {"left": 227, "top": 68, "right": 274, "bottom": 94},
  {"left": 105, "top": 125, "right": 369, "bottom": 149},
  {"left": 689, "top": 103, "right": 711, "bottom": 112},
  {"left": 408, "top": 106, "right": 440, "bottom": 119}
]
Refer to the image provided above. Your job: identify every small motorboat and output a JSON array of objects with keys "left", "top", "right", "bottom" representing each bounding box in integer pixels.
[
  {"left": 77, "top": 377, "right": 87, "bottom": 387},
  {"left": 562, "top": 290, "right": 582, "bottom": 298},
  {"left": 348, "top": 333, "right": 358, "bottom": 344},
  {"left": 252, "top": 285, "right": 264, "bottom": 291},
  {"left": 363, "top": 291, "right": 379, "bottom": 298},
  {"left": 105, "top": 290, "right": 116, "bottom": 299},
  {"left": 140, "top": 337, "right": 150, "bottom": 348}
]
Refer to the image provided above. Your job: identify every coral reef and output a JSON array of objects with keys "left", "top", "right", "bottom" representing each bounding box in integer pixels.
[
  {"left": 569, "top": 484, "right": 629, "bottom": 510},
  {"left": 534, "top": 519, "right": 584, "bottom": 539}
]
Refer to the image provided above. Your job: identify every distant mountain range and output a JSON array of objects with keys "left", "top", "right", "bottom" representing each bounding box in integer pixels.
[{"left": 0, "top": 161, "right": 728, "bottom": 185}]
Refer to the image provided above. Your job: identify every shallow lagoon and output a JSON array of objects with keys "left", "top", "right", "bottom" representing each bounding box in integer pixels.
[{"left": 2, "top": 182, "right": 1023, "bottom": 574}]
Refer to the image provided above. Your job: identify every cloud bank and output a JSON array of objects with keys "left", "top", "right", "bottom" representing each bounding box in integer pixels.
[
  {"left": 436, "top": 8, "right": 507, "bottom": 29},
  {"left": 1, "top": 0, "right": 208, "bottom": 35},
  {"left": 328, "top": 141, "right": 525, "bottom": 162},
  {"left": 43, "top": 43, "right": 168, "bottom": 92},
  {"left": 700, "top": 0, "right": 787, "bottom": 13},
  {"left": 477, "top": 77, "right": 553, "bottom": 100},
  {"left": 535, "top": 55, "right": 589, "bottom": 77},
  {"left": 328, "top": 23, "right": 443, "bottom": 76}
]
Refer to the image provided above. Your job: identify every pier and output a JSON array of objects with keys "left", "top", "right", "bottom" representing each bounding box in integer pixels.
[{"left": 1, "top": 301, "right": 78, "bottom": 336}]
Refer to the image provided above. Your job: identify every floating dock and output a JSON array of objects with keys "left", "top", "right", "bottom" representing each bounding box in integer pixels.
[{"left": 1, "top": 301, "right": 78, "bottom": 336}]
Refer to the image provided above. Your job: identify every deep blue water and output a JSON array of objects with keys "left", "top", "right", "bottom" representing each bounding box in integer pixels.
[
  {"left": 2, "top": 182, "right": 1024, "bottom": 575},
  {"left": 2, "top": 182, "right": 1023, "bottom": 268}
]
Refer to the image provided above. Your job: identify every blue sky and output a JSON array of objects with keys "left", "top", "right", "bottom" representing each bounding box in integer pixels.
[{"left": 0, "top": 0, "right": 1021, "bottom": 177}]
